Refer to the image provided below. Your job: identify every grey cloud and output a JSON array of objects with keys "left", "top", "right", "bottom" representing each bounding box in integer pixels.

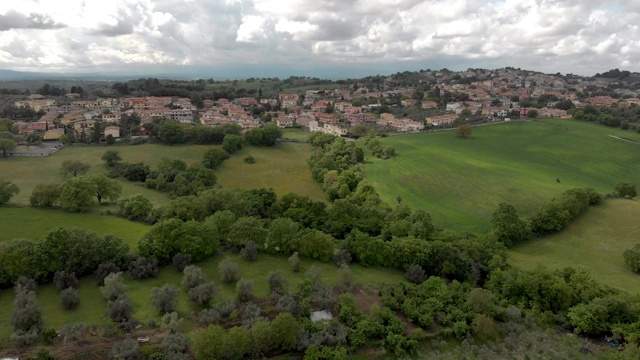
[{"left": 0, "top": 10, "right": 66, "bottom": 31}]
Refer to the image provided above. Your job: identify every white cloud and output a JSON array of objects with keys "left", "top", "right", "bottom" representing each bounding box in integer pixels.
[{"left": 0, "top": 0, "right": 638, "bottom": 75}]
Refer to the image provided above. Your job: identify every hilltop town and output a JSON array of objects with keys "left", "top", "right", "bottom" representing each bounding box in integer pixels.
[{"left": 1, "top": 67, "right": 639, "bottom": 147}]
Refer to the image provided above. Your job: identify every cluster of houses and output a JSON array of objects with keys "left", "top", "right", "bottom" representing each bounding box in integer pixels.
[{"left": 9, "top": 67, "right": 640, "bottom": 141}]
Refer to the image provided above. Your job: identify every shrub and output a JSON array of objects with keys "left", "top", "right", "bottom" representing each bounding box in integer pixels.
[
  {"left": 244, "top": 155, "right": 255, "bottom": 164},
  {"left": 288, "top": 252, "right": 301, "bottom": 272},
  {"left": 405, "top": 265, "right": 427, "bottom": 284},
  {"left": 236, "top": 279, "right": 255, "bottom": 303},
  {"left": 15, "top": 276, "right": 37, "bottom": 293},
  {"left": 198, "top": 308, "right": 221, "bottom": 326},
  {"left": 161, "top": 312, "right": 184, "bottom": 334},
  {"left": 276, "top": 294, "right": 298, "bottom": 314},
  {"left": 337, "top": 264, "right": 355, "bottom": 292},
  {"left": 60, "top": 323, "right": 84, "bottom": 341},
  {"left": 162, "top": 331, "right": 189, "bottom": 359},
  {"left": 241, "top": 302, "right": 263, "bottom": 328},
  {"left": 334, "top": 249, "right": 352, "bottom": 266},
  {"left": 310, "top": 284, "right": 337, "bottom": 309},
  {"left": 188, "top": 283, "right": 217, "bottom": 306},
  {"left": 100, "top": 272, "right": 126, "bottom": 301},
  {"left": 149, "top": 284, "right": 180, "bottom": 314},
  {"left": 61, "top": 287, "right": 80, "bottom": 310},
  {"left": 105, "top": 295, "right": 134, "bottom": 324},
  {"left": 10, "top": 328, "right": 39, "bottom": 346},
  {"left": 240, "top": 240, "right": 258, "bottom": 261},
  {"left": 624, "top": 244, "right": 640, "bottom": 273},
  {"left": 54, "top": 271, "right": 79, "bottom": 291},
  {"left": 95, "top": 262, "right": 120, "bottom": 286},
  {"left": 615, "top": 182, "right": 637, "bottom": 199},
  {"left": 128, "top": 256, "right": 159, "bottom": 279},
  {"left": 181, "top": 265, "right": 205, "bottom": 289},
  {"left": 219, "top": 257, "right": 238, "bottom": 283},
  {"left": 267, "top": 269, "right": 288, "bottom": 295},
  {"left": 172, "top": 253, "right": 192, "bottom": 272},
  {"left": 109, "top": 338, "right": 140, "bottom": 360}
]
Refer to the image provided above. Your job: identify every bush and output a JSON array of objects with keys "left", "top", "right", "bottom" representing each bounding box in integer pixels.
[
  {"left": 149, "top": 284, "right": 180, "bottom": 314},
  {"left": 244, "top": 155, "right": 255, "bottom": 164},
  {"left": 624, "top": 244, "right": 640, "bottom": 273},
  {"left": 95, "top": 262, "right": 120, "bottom": 286},
  {"left": 198, "top": 308, "right": 221, "bottom": 326},
  {"left": 106, "top": 295, "right": 134, "bottom": 325},
  {"left": 161, "top": 312, "right": 184, "bottom": 334},
  {"left": 181, "top": 265, "right": 205, "bottom": 289},
  {"left": 240, "top": 240, "right": 258, "bottom": 261},
  {"left": 118, "top": 194, "right": 153, "bottom": 221},
  {"left": 188, "top": 283, "right": 217, "bottom": 306},
  {"left": 60, "top": 323, "right": 84, "bottom": 341},
  {"left": 10, "top": 328, "right": 40, "bottom": 346},
  {"left": 61, "top": 287, "right": 80, "bottom": 310},
  {"left": 289, "top": 252, "right": 301, "bottom": 272},
  {"left": 100, "top": 272, "right": 126, "bottom": 301},
  {"left": 337, "top": 264, "right": 355, "bottom": 292},
  {"left": 267, "top": 269, "right": 288, "bottom": 295},
  {"left": 128, "top": 256, "right": 159, "bottom": 279},
  {"left": 241, "top": 302, "right": 264, "bottom": 328},
  {"left": 162, "top": 332, "right": 189, "bottom": 359},
  {"left": 15, "top": 276, "right": 37, "bottom": 293},
  {"left": 219, "top": 257, "right": 238, "bottom": 283},
  {"left": 615, "top": 182, "right": 637, "bottom": 199},
  {"left": 172, "top": 253, "right": 192, "bottom": 272},
  {"left": 334, "top": 249, "right": 352, "bottom": 266},
  {"left": 109, "top": 338, "right": 140, "bottom": 360},
  {"left": 54, "top": 271, "right": 79, "bottom": 291},
  {"left": 405, "top": 265, "right": 427, "bottom": 284},
  {"left": 276, "top": 294, "right": 299, "bottom": 314},
  {"left": 310, "top": 284, "right": 337, "bottom": 309},
  {"left": 236, "top": 279, "right": 255, "bottom": 303}
]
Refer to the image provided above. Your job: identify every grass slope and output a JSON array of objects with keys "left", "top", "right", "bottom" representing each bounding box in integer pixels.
[
  {"left": 216, "top": 142, "right": 325, "bottom": 201},
  {"left": 0, "top": 253, "right": 404, "bottom": 345},
  {"left": 0, "top": 207, "right": 149, "bottom": 248},
  {"left": 364, "top": 119, "right": 640, "bottom": 232},
  {"left": 509, "top": 199, "right": 640, "bottom": 294}
]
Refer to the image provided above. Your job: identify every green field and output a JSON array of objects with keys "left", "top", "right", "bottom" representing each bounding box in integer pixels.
[
  {"left": 364, "top": 119, "right": 640, "bottom": 233},
  {"left": 0, "top": 252, "right": 404, "bottom": 345},
  {"left": 509, "top": 199, "right": 640, "bottom": 294},
  {"left": 1, "top": 141, "right": 324, "bottom": 206},
  {"left": 280, "top": 128, "right": 311, "bottom": 142},
  {"left": 0, "top": 207, "right": 149, "bottom": 248},
  {"left": 216, "top": 142, "right": 324, "bottom": 201}
]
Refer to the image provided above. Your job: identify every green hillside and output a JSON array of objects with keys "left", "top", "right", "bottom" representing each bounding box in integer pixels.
[
  {"left": 509, "top": 199, "right": 640, "bottom": 294},
  {"left": 364, "top": 119, "right": 640, "bottom": 232}
]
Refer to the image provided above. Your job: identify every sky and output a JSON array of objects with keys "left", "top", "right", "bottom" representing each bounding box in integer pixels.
[{"left": 0, "top": 0, "right": 639, "bottom": 78}]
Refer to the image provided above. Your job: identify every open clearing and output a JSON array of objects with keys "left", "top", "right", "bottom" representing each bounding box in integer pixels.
[
  {"left": 509, "top": 199, "right": 640, "bottom": 294},
  {"left": 364, "top": 119, "right": 640, "bottom": 233},
  {"left": 0, "top": 252, "right": 404, "bottom": 346},
  {"left": 1, "top": 140, "right": 324, "bottom": 206},
  {"left": 0, "top": 207, "right": 149, "bottom": 248}
]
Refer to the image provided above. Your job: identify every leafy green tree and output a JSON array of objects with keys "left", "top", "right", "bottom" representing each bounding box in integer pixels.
[
  {"left": 271, "top": 312, "right": 301, "bottom": 351},
  {"left": 163, "top": 331, "right": 190, "bottom": 359},
  {"left": 58, "top": 176, "right": 97, "bottom": 212},
  {"left": 182, "top": 265, "right": 205, "bottom": 289},
  {"left": 219, "top": 257, "right": 238, "bottom": 283},
  {"left": 236, "top": 279, "right": 254, "bottom": 303},
  {"left": 109, "top": 338, "right": 140, "bottom": 360},
  {"left": 29, "top": 184, "right": 60, "bottom": 207},
  {"left": 228, "top": 216, "right": 267, "bottom": 249},
  {"left": 0, "top": 179, "right": 20, "bottom": 205},
  {"left": 527, "top": 109, "right": 539, "bottom": 118},
  {"left": 266, "top": 217, "right": 301, "bottom": 254},
  {"left": 615, "top": 182, "right": 637, "bottom": 199},
  {"left": 118, "top": 194, "right": 153, "bottom": 221},
  {"left": 202, "top": 148, "right": 229, "bottom": 169},
  {"left": 60, "top": 160, "right": 90, "bottom": 178},
  {"left": 100, "top": 272, "right": 126, "bottom": 301},
  {"left": 222, "top": 134, "right": 243, "bottom": 154},
  {"left": 491, "top": 202, "right": 530, "bottom": 247},
  {"left": 158, "top": 120, "right": 185, "bottom": 144},
  {"left": 0, "top": 138, "right": 16, "bottom": 157},
  {"left": 193, "top": 324, "right": 226, "bottom": 359},
  {"left": 624, "top": 244, "right": 640, "bottom": 273},
  {"left": 88, "top": 174, "right": 122, "bottom": 204},
  {"left": 101, "top": 150, "right": 122, "bottom": 168},
  {"left": 138, "top": 219, "right": 219, "bottom": 264},
  {"left": 188, "top": 283, "right": 217, "bottom": 306},
  {"left": 455, "top": 124, "right": 472, "bottom": 138}
]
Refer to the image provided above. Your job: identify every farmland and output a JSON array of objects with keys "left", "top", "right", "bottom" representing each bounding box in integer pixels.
[
  {"left": 364, "top": 119, "right": 640, "bottom": 233},
  {"left": 509, "top": 198, "right": 640, "bottom": 294}
]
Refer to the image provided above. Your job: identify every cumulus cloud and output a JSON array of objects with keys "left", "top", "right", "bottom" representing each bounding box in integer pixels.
[
  {"left": 0, "top": 10, "right": 65, "bottom": 31},
  {"left": 0, "top": 0, "right": 639, "bottom": 76}
]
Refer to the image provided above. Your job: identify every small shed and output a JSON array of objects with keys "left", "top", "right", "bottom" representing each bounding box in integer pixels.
[{"left": 310, "top": 310, "right": 333, "bottom": 322}]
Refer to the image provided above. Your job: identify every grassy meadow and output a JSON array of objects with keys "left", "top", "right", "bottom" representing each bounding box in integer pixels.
[
  {"left": 1, "top": 140, "right": 324, "bottom": 207},
  {"left": 0, "top": 207, "right": 148, "bottom": 248},
  {"left": 216, "top": 141, "right": 325, "bottom": 201},
  {"left": 364, "top": 119, "right": 640, "bottom": 233},
  {"left": 0, "top": 252, "right": 404, "bottom": 345},
  {"left": 509, "top": 199, "right": 640, "bottom": 294}
]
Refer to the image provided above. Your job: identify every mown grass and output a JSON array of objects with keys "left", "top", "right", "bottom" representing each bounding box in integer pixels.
[
  {"left": 0, "top": 252, "right": 405, "bottom": 345},
  {"left": 364, "top": 119, "right": 640, "bottom": 233},
  {"left": 0, "top": 207, "right": 148, "bottom": 248},
  {"left": 280, "top": 128, "right": 311, "bottom": 142},
  {"left": 509, "top": 198, "right": 640, "bottom": 294},
  {"left": 216, "top": 142, "right": 325, "bottom": 201}
]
